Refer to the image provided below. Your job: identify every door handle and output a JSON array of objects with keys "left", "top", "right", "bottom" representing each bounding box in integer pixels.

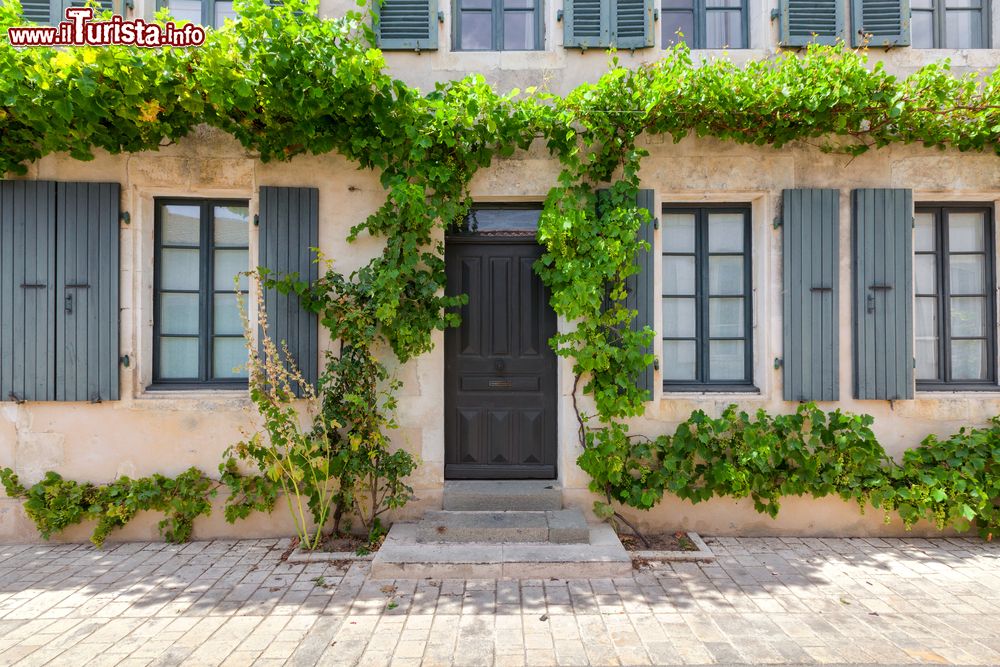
[
  {"left": 494, "top": 359, "right": 505, "bottom": 372},
  {"left": 64, "top": 284, "right": 90, "bottom": 314}
]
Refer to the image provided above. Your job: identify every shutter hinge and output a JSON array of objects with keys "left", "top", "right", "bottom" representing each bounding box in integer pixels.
[
  {"left": 7, "top": 391, "right": 25, "bottom": 404},
  {"left": 125, "top": 0, "right": 134, "bottom": 9},
  {"left": 773, "top": 216, "right": 782, "bottom": 229},
  {"left": 438, "top": 10, "right": 444, "bottom": 22},
  {"left": 253, "top": 214, "right": 260, "bottom": 227},
  {"left": 120, "top": 354, "right": 130, "bottom": 368},
  {"left": 653, "top": 8, "right": 659, "bottom": 20},
  {"left": 913, "top": 357, "right": 916, "bottom": 369},
  {"left": 773, "top": 357, "right": 783, "bottom": 369},
  {"left": 120, "top": 211, "right": 130, "bottom": 225},
  {"left": 557, "top": 9, "right": 563, "bottom": 21},
  {"left": 770, "top": 8, "right": 780, "bottom": 21},
  {"left": 653, "top": 358, "right": 660, "bottom": 371},
  {"left": 653, "top": 217, "right": 660, "bottom": 230}
]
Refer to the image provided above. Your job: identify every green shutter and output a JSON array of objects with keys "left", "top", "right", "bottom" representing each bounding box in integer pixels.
[
  {"left": 375, "top": 0, "right": 439, "bottom": 50},
  {"left": 0, "top": 181, "right": 57, "bottom": 403},
  {"left": 852, "top": 188, "right": 913, "bottom": 400},
  {"left": 782, "top": 189, "right": 839, "bottom": 402},
  {"left": 598, "top": 189, "right": 656, "bottom": 399},
  {"left": 258, "top": 187, "right": 319, "bottom": 395},
  {"left": 778, "top": 0, "right": 844, "bottom": 46},
  {"left": 20, "top": 0, "right": 51, "bottom": 23},
  {"left": 851, "top": 0, "right": 910, "bottom": 47},
  {"left": 58, "top": 0, "right": 115, "bottom": 23},
  {"left": 55, "top": 182, "right": 120, "bottom": 402},
  {"left": 613, "top": 0, "right": 654, "bottom": 48},
  {"left": 564, "top": 0, "right": 610, "bottom": 48}
]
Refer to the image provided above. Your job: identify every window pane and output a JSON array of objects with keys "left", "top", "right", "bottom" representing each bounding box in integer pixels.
[
  {"left": 950, "top": 296, "right": 986, "bottom": 337},
  {"left": 705, "top": 10, "right": 743, "bottom": 48},
  {"left": 161, "top": 205, "right": 200, "bottom": 246},
  {"left": 708, "top": 297, "right": 743, "bottom": 337},
  {"left": 214, "top": 206, "right": 249, "bottom": 246},
  {"left": 662, "top": 0, "right": 693, "bottom": 7},
  {"left": 460, "top": 12, "right": 492, "bottom": 50},
  {"left": 709, "top": 340, "right": 744, "bottom": 380},
  {"left": 948, "top": 212, "right": 985, "bottom": 251},
  {"left": 663, "top": 340, "right": 696, "bottom": 380},
  {"left": 914, "top": 212, "right": 936, "bottom": 251},
  {"left": 914, "top": 254, "right": 937, "bottom": 294},
  {"left": 161, "top": 248, "right": 200, "bottom": 290},
  {"left": 159, "top": 337, "right": 199, "bottom": 379},
  {"left": 661, "top": 10, "right": 694, "bottom": 45},
  {"left": 662, "top": 297, "right": 696, "bottom": 338},
  {"left": 663, "top": 213, "right": 695, "bottom": 252},
  {"left": 466, "top": 207, "right": 542, "bottom": 232},
  {"left": 911, "top": 10, "right": 935, "bottom": 47},
  {"left": 916, "top": 339, "right": 939, "bottom": 379},
  {"left": 915, "top": 296, "right": 938, "bottom": 338},
  {"left": 214, "top": 249, "right": 249, "bottom": 291},
  {"left": 951, "top": 339, "right": 987, "bottom": 380},
  {"left": 462, "top": 0, "right": 491, "bottom": 8},
  {"left": 213, "top": 293, "right": 244, "bottom": 336},
  {"left": 708, "top": 213, "right": 743, "bottom": 252},
  {"left": 663, "top": 256, "right": 696, "bottom": 295},
  {"left": 949, "top": 254, "right": 984, "bottom": 294},
  {"left": 945, "top": 9, "right": 983, "bottom": 48},
  {"left": 213, "top": 338, "right": 248, "bottom": 379},
  {"left": 214, "top": 0, "right": 237, "bottom": 27},
  {"left": 503, "top": 11, "right": 535, "bottom": 50},
  {"left": 166, "top": 0, "right": 201, "bottom": 23},
  {"left": 160, "top": 293, "right": 200, "bottom": 335},
  {"left": 705, "top": 0, "right": 740, "bottom": 6},
  {"left": 911, "top": 0, "right": 933, "bottom": 8},
  {"left": 504, "top": 0, "right": 533, "bottom": 7},
  {"left": 708, "top": 256, "right": 743, "bottom": 295}
]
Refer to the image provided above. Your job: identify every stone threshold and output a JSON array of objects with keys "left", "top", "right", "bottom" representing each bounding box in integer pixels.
[{"left": 629, "top": 532, "right": 715, "bottom": 562}]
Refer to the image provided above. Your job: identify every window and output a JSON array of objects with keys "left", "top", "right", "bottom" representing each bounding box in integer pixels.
[
  {"left": 455, "top": 0, "right": 542, "bottom": 50},
  {"left": 23, "top": 0, "right": 119, "bottom": 25},
  {"left": 158, "top": 0, "right": 238, "bottom": 27},
  {"left": 154, "top": 200, "right": 250, "bottom": 387},
  {"left": 662, "top": 205, "right": 753, "bottom": 389},
  {"left": 662, "top": 0, "right": 747, "bottom": 48},
  {"left": 914, "top": 205, "right": 996, "bottom": 388},
  {"left": 911, "top": 0, "right": 990, "bottom": 48}
]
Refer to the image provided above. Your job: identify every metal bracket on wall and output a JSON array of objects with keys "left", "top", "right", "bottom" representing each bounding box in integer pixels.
[
  {"left": 557, "top": 9, "right": 563, "bottom": 21},
  {"left": 120, "top": 354, "right": 131, "bottom": 368},
  {"left": 253, "top": 214, "right": 259, "bottom": 227},
  {"left": 120, "top": 211, "right": 130, "bottom": 225},
  {"left": 773, "top": 357, "right": 783, "bottom": 369}
]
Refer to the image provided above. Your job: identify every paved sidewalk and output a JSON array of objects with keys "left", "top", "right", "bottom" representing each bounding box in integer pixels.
[{"left": 0, "top": 536, "right": 998, "bottom": 666}]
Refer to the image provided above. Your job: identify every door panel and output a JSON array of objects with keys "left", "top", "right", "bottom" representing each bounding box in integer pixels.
[{"left": 445, "top": 238, "right": 558, "bottom": 479}]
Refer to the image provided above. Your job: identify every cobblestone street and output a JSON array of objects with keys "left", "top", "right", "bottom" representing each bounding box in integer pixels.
[{"left": 0, "top": 536, "right": 998, "bottom": 666}]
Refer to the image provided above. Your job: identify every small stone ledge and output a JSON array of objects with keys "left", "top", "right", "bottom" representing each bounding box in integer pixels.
[
  {"left": 630, "top": 532, "right": 715, "bottom": 562},
  {"left": 286, "top": 549, "right": 375, "bottom": 564}
]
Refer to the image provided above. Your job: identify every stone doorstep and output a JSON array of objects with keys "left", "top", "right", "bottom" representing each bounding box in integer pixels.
[
  {"left": 416, "top": 509, "right": 589, "bottom": 544},
  {"left": 441, "top": 480, "right": 563, "bottom": 511},
  {"left": 371, "top": 523, "right": 632, "bottom": 579}
]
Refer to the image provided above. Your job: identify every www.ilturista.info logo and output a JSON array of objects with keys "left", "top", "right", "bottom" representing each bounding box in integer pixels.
[{"left": 7, "top": 7, "right": 205, "bottom": 47}]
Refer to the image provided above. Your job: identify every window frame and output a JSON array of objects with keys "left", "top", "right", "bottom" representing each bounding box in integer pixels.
[
  {"left": 155, "top": 0, "right": 237, "bottom": 27},
  {"left": 453, "top": 0, "right": 544, "bottom": 51},
  {"left": 152, "top": 198, "right": 251, "bottom": 390},
  {"left": 914, "top": 203, "right": 997, "bottom": 391},
  {"left": 661, "top": 0, "right": 749, "bottom": 49},
  {"left": 661, "top": 203, "right": 755, "bottom": 392},
  {"left": 911, "top": 0, "right": 991, "bottom": 49}
]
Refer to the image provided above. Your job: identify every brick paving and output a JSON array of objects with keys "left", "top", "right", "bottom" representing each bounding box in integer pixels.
[{"left": 0, "top": 536, "right": 998, "bottom": 666}]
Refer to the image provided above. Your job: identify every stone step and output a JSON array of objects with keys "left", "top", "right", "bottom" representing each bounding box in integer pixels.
[
  {"left": 372, "top": 523, "right": 632, "bottom": 579},
  {"left": 416, "top": 510, "right": 589, "bottom": 544},
  {"left": 442, "top": 480, "right": 562, "bottom": 511}
]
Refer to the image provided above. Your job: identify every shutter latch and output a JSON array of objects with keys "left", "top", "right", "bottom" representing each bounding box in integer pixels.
[
  {"left": 773, "top": 357, "right": 783, "bottom": 369},
  {"left": 7, "top": 391, "right": 25, "bottom": 404},
  {"left": 557, "top": 9, "right": 563, "bottom": 21},
  {"left": 770, "top": 8, "right": 780, "bottom": 21}
]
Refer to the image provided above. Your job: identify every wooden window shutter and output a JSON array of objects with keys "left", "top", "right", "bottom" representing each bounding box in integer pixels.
[
  {"left": 598, "top": 189, "right": 656, "bottom": 400},
  {"left": 18, "top": 0, "right": 52, "bottom": 23},
  {"left": 612, "top": 0, "right": 654, "bottom": 48},
  {"left": 258, "top": 186, "right": 319, "bottom": 396},
  {"left": 564, "top": 0, "right": 610, "bottom": 48},
  {"left": 1, "top": 181, "right": 57, "bottom": 402},
  {"left": 777, "top": 0, "right": 845, "bottom": 46},
  {"left": 852, "top": 188, "right": 913, "bottom": 400},
  {"left": 375, "top": 0, "right": 439, "bottom": 50},
  {"left": 782, "top": 189, "right": 840, "bottom": 401},
  {"left": 851, "top": 0, "right": 911, "bottom": 47},
  {"left": 55, "top": 182, "right": 120, "bottom": 402}
]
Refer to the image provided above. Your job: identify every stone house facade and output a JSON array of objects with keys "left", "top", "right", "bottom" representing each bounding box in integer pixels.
[{"left": 1, "top": 0, "right": 999, "bottom": 542}]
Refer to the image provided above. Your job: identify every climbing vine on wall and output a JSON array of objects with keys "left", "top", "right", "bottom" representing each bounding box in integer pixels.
[{"left": 2, "top": 0, "right": 1000, "bottom": 542}]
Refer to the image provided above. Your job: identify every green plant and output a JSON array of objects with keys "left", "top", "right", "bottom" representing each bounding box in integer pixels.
[{"left": 0, "top": 467, "right": 216, "bottom": 547}]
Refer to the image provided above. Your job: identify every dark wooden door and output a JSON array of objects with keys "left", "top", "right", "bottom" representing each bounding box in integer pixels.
[{"left": 444, "top": 238, "right": 558, "bottom": 479}]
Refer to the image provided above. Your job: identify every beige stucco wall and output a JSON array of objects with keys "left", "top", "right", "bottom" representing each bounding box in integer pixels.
[{"left": 3, "top": 4, "right": 1000, "bottom": 541}]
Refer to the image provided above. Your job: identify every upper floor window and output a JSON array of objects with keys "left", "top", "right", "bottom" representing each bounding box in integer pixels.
[
  {"left": 662, "top": 0, "right": 747, "bottom": 48},
  {"left": 914, "top": 205, "right": 996, "bottom": 388},
  {"left": 158, "top": 0, "right": 237, "bottom": 28},
  {"left": 455, "top": 0, "right": 542, "bottom": 50},
  {"left": 21, "top": 0, "right": 119, "bottom": 25},
  {"left": 911, "top": 0, "right": 990, "bottom": 48},
  {"left": 662, "top": 205, "right": 754, "bottom": 390},
  {"left": 154, "top": 200, "right": 250, "bottom": 387}
]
